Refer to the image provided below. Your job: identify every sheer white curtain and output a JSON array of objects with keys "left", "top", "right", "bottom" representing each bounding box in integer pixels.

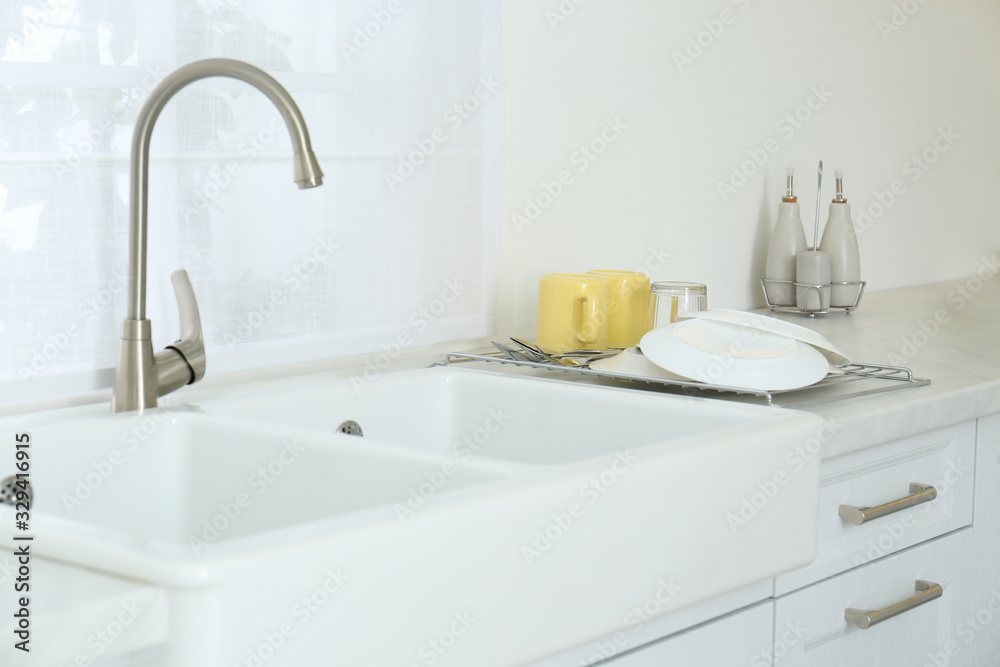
[{"left": 0, "top": 1, "right": 503, "bottom": 402}]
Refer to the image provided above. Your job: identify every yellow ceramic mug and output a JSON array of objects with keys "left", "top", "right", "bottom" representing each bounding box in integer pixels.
[
  {"left": 587, "top": 270, "right": 651, "bottom": 348},
  {"left": 536, "top": 273, "right": 610, "bottom": 352}
]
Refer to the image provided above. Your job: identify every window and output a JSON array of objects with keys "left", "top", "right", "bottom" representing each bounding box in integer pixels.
[{"left": 0, "top": 1, "right": 504, "bottom": 402}]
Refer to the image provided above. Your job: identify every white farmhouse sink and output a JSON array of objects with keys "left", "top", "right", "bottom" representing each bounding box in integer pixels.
[
  {"left": 19, "top": 411, "right": 512, "bottom": 548},
  {"left": 0, "top": 365, "right": 823, "bottom": 667},
  {"left": 201, "top": 366, "right": 770, "bottom": 465}
]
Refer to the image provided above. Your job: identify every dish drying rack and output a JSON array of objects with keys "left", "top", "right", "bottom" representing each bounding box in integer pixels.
[
  {"left": 761, "top": 278, "right": 866, "bottom": 316},
  {"left": 435, "top": 349, "right": 930, "bottom": 408}
]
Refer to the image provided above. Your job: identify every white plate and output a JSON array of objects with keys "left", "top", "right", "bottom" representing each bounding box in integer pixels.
[
  {"left": 684, "top": 308, "right": 851, "bottom": 364},
  {"left": 589, "top": 347, "right": 689, "bottom": 381},
  {"left": 639, "top": 319, "right": 831, "bottom": 391}
]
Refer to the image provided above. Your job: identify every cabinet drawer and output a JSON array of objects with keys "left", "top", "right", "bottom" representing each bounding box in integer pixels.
[
  {"left": 605, "top": 601, "right": 774, "bottom": 666},
  {"left": 527, "top": 580, "right": 773, "bottom": 667},
  {"left": 773, "top": 528, "right": 972, "bottom": 667},
  {"left": 775, "top": 421, "right": 974, "bottom": 595}
]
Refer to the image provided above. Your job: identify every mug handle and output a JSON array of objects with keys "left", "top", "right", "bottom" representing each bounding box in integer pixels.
[{"left": 575, "top": 293, "right": 599, "bottom": 345}]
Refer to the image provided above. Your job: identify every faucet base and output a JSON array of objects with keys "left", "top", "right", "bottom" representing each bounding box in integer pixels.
[{"left": 112, "top": 319, "right": 157, "bottom": 413}]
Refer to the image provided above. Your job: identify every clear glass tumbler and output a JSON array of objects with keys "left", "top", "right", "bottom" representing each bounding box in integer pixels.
[{"left": 650, "top": 281, "right": 708, "bottom": 328}]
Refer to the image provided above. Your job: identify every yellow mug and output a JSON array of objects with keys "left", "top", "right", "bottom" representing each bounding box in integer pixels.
[
  {"left": 587, "top": 270, "right": 651, "bottom": 348},
  {"left": 536, "top": 273, "right": 610, "bottom": 352}
]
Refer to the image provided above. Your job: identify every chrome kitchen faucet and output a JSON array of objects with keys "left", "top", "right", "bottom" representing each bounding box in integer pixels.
[{"left": 112, "top": 58, "right": 324, "bottom": 413}]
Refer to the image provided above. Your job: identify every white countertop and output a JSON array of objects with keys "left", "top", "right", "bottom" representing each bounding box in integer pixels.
[
  {"left": 12, "top": 277, "right": 998, "bottom": 463},
  {"left": 762, "top": 277, "right": 1000, "bottom": 459}
]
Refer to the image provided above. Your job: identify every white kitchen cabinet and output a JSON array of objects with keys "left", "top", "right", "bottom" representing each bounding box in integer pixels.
[
  {"left": 968, "top": 413, "right": 1000, "bottom": 664},
  {"left": 773, "top": 528, "right": 973, "bottom": 666},
  {"left": 775, "top": 421, "right": 975, "bottom": 595},
  {"left": 540, "top": 418, "right": 987, "bottom": 667},
  {"left": 603, "top": 601, "right": 773, "bottom": 666},
  {"left": 527, "top": 580, "right": 773, "bottom": 667}
]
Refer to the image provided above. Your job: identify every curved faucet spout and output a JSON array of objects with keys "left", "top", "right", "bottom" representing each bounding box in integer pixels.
[
  {"left": 113, "top": 58, "right": 323, "bottom": 413},
  {"left": 128, "top": 57, "right": 323, "bottom": 321}
]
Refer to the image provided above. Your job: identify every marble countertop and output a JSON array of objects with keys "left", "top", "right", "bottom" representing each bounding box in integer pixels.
[
  {"left": 12, "top": 277, "right": 998, "bottom": 463},
  {"left": 761, "top": 276, "right": 1000, "bottom": 459}
]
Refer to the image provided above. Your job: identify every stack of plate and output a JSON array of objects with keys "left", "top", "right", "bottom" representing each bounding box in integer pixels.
[{"left": 596, "top": 309, "right": 850, "bottom": 392}]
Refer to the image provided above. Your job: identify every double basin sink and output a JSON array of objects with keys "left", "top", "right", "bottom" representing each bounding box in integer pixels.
[{"left": 0, "top": 364, "right": 822, "bottom": 666}]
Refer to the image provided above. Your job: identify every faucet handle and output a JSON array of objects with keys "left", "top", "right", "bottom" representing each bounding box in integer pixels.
[
  {"left": 170, "top": 270, "right": 204, "bottom": 356},
  {"left": 154, "top": 269, "right": 206, "bottom": 396}
]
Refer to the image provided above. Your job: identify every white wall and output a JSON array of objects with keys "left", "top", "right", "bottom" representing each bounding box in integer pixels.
[{"left": 497, "top": 0, "right": 1000, "bottom": 338}]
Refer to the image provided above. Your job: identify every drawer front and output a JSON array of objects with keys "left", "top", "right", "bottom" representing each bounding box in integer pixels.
[
  {"left": 527, "top": 579, "right": 773, "bottom": 667},
  {"left": 776, "top": 421, "right": 974, "bottom": 595},
  {"left": 605, "top": 601, "right": 774, "bottom": 666},
  {"left": 773, "top": 528, "right": 973, "bottom": 667}
]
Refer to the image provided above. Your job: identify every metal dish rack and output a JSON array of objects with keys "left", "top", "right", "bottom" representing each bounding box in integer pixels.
[{"left": 435, "top": 351, "right": 930, "bottom": 408}]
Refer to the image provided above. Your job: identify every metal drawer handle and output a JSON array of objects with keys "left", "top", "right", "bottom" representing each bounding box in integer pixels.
[
  {"left": 845, "top": 580, "right": 943, "bottom": 629},
  {"left": 838, "top": 483, "right": 937, "bottom": 525}
]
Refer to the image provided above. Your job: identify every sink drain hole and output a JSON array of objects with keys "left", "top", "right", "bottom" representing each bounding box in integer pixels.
[
  {"left": 0, "top": 476, "right": 32, "bottom": 508},
  {"left": 338, "top": 420, "right": 363, "bottom": 436}
]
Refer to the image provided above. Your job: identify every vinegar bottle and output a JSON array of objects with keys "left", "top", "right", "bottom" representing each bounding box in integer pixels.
[
  {"left": 764, "top": 168, "right": 808, "bottom": 306},
  {"left": 819, "top": 169, "right": 861, "bottom": 307}
]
